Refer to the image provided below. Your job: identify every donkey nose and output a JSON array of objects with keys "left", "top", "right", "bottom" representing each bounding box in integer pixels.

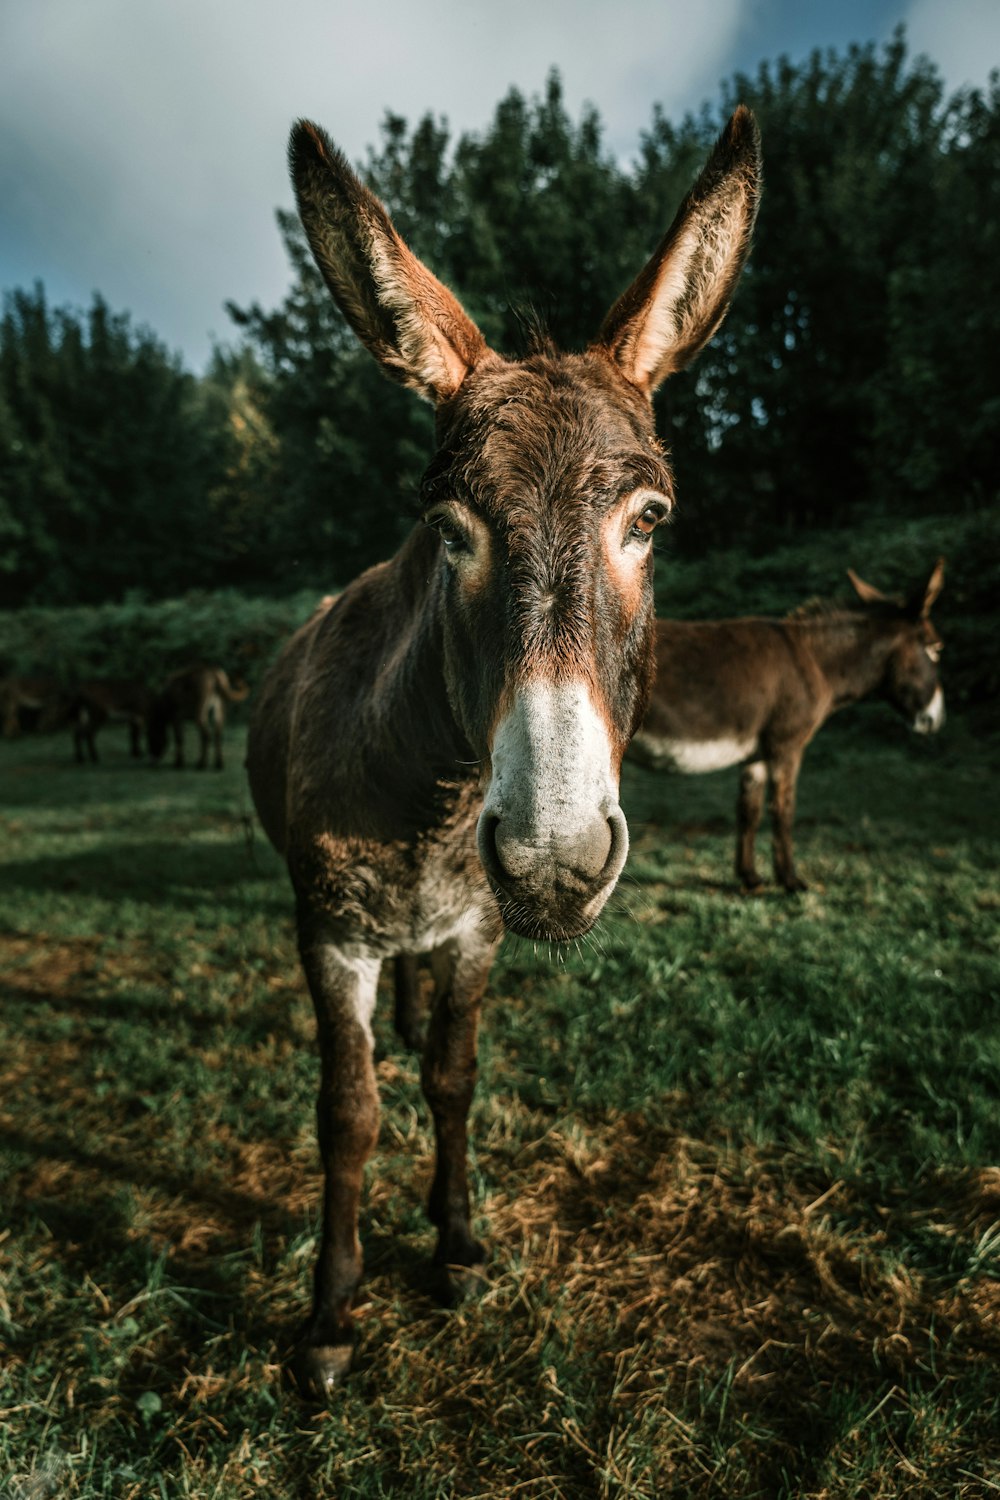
[
  {"left": 480, "top": 803, "right": 630, "bottom": 894},
  {"left": 491, "top": 812, "right": 614, "bottom": 886},
  {"left": 477, "top": 803, "right": 630, "bottom": 939},
  {"left": 914, "top": 685, "right": 945, "bottom": 734}
]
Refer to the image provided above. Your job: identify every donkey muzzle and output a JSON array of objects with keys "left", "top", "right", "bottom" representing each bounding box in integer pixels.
[
  {"left": 914, "top": 685, "right": 945, "bottom": 734},
  {"left": 478, "top": 804, "right": 629, "bottom": 939},
  {"left": 478, "top": 679, "right": 630, "bottom": 939}
]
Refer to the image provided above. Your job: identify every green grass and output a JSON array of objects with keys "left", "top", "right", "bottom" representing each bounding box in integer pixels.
[{"left": 1, "top": 713, "right": 999, "bottom": 1498}]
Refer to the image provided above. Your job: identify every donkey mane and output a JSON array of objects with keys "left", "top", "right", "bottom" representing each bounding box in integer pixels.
[{"left": 784, "top": 596, "right": 901, "bottom": 623}]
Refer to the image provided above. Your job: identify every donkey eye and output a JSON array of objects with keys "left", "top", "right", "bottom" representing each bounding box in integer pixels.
[
  {"left": 627, "top": 504, "right": 666, "bottom": 545},
  {"left": 425, "top": 512, "right": 467, "bottom": 552}
]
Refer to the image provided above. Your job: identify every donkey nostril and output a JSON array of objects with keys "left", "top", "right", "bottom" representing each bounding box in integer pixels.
[
  {"left": 602, "top": 807, "right": 629, "bottom": 880},
  {"left": 492, "top": 816, "right": 534, "bottom": 881},
  {"left": 570, "top": 816, "right": 613, "bottom": 881},
  {"left": 479, "top": 813, "right": 501, "bottom": 867}
]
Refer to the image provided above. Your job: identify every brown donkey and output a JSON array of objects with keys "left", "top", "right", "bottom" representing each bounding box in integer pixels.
[
  {"left": 68, "top": 679, "right": 151, "bottom": 762},
  {"left": 246, "top": 109, "right": 760, "bottom": 1394},
  {"left": 628, "top": 560, "right": 945, "bottom": 891},
  {"left": 147, "top": 664, "right": 249, "bottom": 770},
  {"left": 0, "top": 676, "right": 64, "bottom": 738}
]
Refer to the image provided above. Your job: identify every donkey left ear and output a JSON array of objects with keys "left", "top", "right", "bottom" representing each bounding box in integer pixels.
[
  {"left": 596, "top": 106, "right": 762, "bottom": 397},
  {"left": 289, "top": 120, "right": 491, "bottom": 404},
  {"left": 910, "top": 556, "right": 945, "bottom": 618},
  {"left": 846, "top": 568, "right": 889, "bottom": 605}
]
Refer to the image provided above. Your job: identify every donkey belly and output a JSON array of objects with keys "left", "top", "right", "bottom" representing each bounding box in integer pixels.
[{"left": 629, "top": 729, "right": 758, "bottom": 774}]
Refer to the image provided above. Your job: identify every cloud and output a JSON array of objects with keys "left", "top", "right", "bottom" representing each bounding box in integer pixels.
[
  {"left": 904, "top": 0, "right": 1000, "bottom": 93},
  {"left": 0, "top": 0, "right": 745, "bottom": 368}
]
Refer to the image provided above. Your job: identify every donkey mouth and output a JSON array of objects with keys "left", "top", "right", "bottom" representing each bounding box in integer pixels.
[{"left": 490, "top": 888, "right": 611, "bottom": 943}]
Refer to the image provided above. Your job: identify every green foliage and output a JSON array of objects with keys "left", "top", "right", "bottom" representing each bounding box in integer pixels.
[
  {"left": 226, "top": 38, "right": 1000, "bottom": 584},
  {"left": 0, "top": 587, "right": 323, "bottom": 693}
]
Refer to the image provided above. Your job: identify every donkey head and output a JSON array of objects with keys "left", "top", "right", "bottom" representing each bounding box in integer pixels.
[
  {"left": 291, "top": 111, "right": 761, "bottom": 939},
  {"left": 848, "top": 558, "right": 946, "bottom": 735}
]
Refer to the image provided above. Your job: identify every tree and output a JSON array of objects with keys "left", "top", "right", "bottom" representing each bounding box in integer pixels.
[
  {"left": 659, "top": 32, "right": 999, "bottom": 545},
  {"left": 0, "top": 286, "right": 218, "bottom": 605}
]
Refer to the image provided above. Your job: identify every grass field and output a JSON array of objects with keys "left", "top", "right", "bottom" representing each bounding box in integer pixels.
[{"left": 1, "top": 710, "right": 998, "bottom": 1498}]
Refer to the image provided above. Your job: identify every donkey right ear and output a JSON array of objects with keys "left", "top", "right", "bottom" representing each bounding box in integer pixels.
[
  {"left": 847, "top": 568, "right": 890, "bottom": 605},
  {"left": 914, "top": 557, "right": 945, "bottom": 617},
  {"left": 289, "top": 120, "right": 490, "bottom": 405},
  {"left": 596, "top": 106, "right": 762, "bottom": 397}
]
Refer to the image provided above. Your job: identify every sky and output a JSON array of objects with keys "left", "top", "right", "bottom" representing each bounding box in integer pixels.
[{"left": 1, "top": 0, "right": 997, "bottom": 372}]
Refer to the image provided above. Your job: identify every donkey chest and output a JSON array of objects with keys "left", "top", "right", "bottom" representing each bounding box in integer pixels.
[{"left": 296, "top": 796, "right": 495, "bottom": 956}]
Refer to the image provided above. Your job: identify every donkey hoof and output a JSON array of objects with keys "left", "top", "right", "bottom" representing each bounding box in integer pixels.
[
  {"left": 398, "top": 1022, "right": 426, "bottom": 1055},
  {"left": 446, "top": 1260, "right": 490, "bottom": 1305},
  {"left": 293, "top": 1342, "right": 354, "bottom": 1398},
  {"left": 739, "top": 873, "right": 765, "bottom": 893},
  {"left": 782, "top": 875, "right": 809, "bottom": 894}
]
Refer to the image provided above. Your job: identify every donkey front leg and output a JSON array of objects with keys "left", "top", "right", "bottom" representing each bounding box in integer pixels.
[
  {"left": 295, "top": 908, "right": 381, "bottom": 1395},
  {"left": 393, "top": 954, "right": 425, "bottom": 1052},
  {"left": 735, "top": 760, "right": 767, "bottom": 890},
  {"left": 769, "top": 751, "right": 808, "bottom": 892},
  {"left": 421, "top": 940, "right": 496, "bottom": 1299}
]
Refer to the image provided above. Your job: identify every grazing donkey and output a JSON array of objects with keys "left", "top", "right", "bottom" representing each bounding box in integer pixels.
[
  {"left": 147, "top": 664, "right": 249, "bottom": 770},
  {"left": 0, "top": 676, "right": 63, "bottom": 738},
  {"left": 628, "top": 560, "right": 945, "bottom": 891},
  {"left": 68, "top": 679, "right": 151, "bottom": 763},
  {"left": 247, "top": 108, "right": 761, "bottom": 1394}
]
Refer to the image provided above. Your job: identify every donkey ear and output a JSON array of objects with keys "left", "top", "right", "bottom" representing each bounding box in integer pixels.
[
  {"left": 846, "top": 568, "right": 890, "bottom": 606},
  {"left": 289, "top": 120, "right": 490, "bottom": 404},
  {"left": 596, "top": 106, "right": 762, "bottom": 397},
  {"left": 911, "top": 556, "right": 945, "bottom": 618}
]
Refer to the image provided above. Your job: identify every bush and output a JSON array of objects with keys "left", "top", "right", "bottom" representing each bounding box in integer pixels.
[{"left": 0, "top": 587, "right": 324, "bottom": 695}]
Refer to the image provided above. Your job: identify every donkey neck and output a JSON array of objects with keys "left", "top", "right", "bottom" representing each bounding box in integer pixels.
[
  {"left": 795, "top": 612, "right": 899, "bottom": 708},
  {"left": 346, "top": 525, "right": 475, "bottom": 819}
]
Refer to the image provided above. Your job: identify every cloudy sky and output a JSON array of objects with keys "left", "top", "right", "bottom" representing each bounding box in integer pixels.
[{"left": 1, "top": 0, "right": 997, "bottom": 371}]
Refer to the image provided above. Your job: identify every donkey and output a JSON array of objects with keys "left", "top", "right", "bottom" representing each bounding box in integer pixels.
[
  {"left": 246, "top": 107, "right": 760, "bottom": 1394},
  {"left": 68, "top": 679, "right": 151, "bottom": 763},
  {"left": 147, "top": 664, "right": 249, "bottom": 771},
  {"left": 0, "top": 675, "right": 64, "bottom": 738},
  {"left": 628, "top": 560, "right": 945, "bottom": 891}
]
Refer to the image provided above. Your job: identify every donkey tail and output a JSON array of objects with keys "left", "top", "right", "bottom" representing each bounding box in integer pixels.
[{"left": 215, "top": 668, "right": 250, "bottom": 703}]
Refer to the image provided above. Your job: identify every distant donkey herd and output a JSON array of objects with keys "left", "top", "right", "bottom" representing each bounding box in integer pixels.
[
  {"left": 2, "top": 107, "right": 947, "bottom": 1395},
  {"left": 0, "top": 664, "right": 249, "bottom": 770}
]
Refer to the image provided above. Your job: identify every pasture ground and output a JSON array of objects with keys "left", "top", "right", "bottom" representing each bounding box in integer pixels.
[{"left": 1, "top": 713, "right": 998, "bottom": 1498}]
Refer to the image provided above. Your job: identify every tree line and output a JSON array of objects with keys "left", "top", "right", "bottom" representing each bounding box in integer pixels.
[{"left": 1, "top": 31, "right": 997, "bottom": 609}]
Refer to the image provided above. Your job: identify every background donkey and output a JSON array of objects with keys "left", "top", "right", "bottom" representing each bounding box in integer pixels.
[
  {"left": 247, "top": 107, "right": 760, "bottom": 1395},
  {"left": 66, "top": 679, "right": 151, "bottom": 763},
  {"left": 147, "top": 664, "right": 249, "bottom": 770},
  {"left": 628, "top": 560, "right": 945, "bottom": 891}
]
